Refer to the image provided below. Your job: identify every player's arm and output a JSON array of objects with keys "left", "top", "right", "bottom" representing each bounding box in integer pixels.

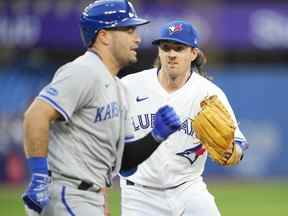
[
  {"left": 22, "top": 99, "right": 60, "bottom": 213},
  {"left": 120, "top": 105, "right": 181, "bottom": 173},
  {"left": 120, "top": 133, "right": 160, "bottom": 172},
  {"left": 24, "top": 99, "right": 60, "bottom": 157}
]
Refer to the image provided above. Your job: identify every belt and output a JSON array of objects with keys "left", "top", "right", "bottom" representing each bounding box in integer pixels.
[
  {"left": 48, "top": 170, "right": 101, "bottom": 192},
  {"left": 126, "top": 179, "right": 186, "bottom": 191}
]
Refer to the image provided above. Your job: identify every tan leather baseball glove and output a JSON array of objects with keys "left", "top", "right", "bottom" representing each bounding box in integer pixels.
[{"left": 192, "top": 95, "right": 241, "bottom": 166}]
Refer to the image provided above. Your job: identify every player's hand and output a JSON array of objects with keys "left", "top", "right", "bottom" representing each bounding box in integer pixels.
[
  {"left": 22, "top": 173, "right": 50, "bottom": 213},
  {"left": 222, "top": 140, "right": 248, "bottom": 166},
  {"left": 152, "top": 105, "right": 181, "bottom": 142}
]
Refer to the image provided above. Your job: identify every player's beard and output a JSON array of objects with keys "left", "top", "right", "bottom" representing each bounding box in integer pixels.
[
  {"left": 116, "top": 47, "right": 137, "bottom": 68},
  {"left": 128, "top": 49, "right": 138, "bottom": 64}
]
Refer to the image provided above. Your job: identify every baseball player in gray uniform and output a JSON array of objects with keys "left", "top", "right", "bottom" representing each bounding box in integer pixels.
[{"left": 21, "top": 1, "right": 181, "bottom": 216}]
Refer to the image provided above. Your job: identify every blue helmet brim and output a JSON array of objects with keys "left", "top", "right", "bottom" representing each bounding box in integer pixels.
[
  {"left": 116, "top": 17, "right": 150, "bottom": 28},
  {"left": 152, "top": 37, "right": 196, "bottom": 47}
]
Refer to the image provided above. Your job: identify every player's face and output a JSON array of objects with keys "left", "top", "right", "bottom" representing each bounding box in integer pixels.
[
  {"left": 158, "top": 41, "right": 197, "bottom": 77},
  {"left": 109, "top": 27, "right": 141, "bottom": 67}
]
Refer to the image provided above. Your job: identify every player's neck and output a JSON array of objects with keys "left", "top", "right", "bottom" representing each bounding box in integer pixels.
[
  {"left": 89, "top": 47, "right": 120, "bottom": 76},
  {"left": 158, "top": 69, "right": 192, "bottom": 93}
]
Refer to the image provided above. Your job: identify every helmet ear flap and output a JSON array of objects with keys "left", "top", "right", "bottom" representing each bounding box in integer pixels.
[{"left": 80, "top": 26, "right": 97, "bottom": 48}]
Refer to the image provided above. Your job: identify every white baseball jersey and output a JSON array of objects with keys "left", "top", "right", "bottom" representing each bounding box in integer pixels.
[
  {"left": 120, "top": 68, "right": 246, "bottom": 188},
  {"left": 37, "top": 51, "right": 132, "bottom": 189}
]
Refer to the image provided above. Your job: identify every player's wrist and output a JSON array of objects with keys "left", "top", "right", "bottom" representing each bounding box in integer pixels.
[
  {"left": 151, "top": 130, "right": 164, "bottom": 143},
  {"left": 235, "top": 140, "right": 248, "bottom": 152},
  {"left": 27, "top": 157, "right": 48, "bottom": 175},
  {"left": 234, "top": 140, "right": 248, "bottom": 160}
]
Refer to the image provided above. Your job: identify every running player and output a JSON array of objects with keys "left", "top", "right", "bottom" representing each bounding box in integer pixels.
[
  {"left": 21, "top": 1, "right": 181, "bottom": 216},
  {"left": 120, "top": 19, "right": 248, "bottom": 216}
]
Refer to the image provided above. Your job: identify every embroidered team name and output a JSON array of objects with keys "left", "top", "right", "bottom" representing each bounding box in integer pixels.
[
  {"left": 132, "top": 113, "right": 194, "bottom": 136},
  {"left": 94, "top": 102, "right": 120, "bottom": 122}
]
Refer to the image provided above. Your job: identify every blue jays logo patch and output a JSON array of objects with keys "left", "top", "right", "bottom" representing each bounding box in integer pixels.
[
  {"left": 176, "top": 144, "right": 206, "bottom": 165},
  {"left": 168, "top": 24, "right": 183, "bottom": 35}
]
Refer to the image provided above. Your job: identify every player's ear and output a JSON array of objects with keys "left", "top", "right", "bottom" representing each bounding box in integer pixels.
[
  {"left": 96, "top": 29, "right": 111, "bottom": 46},
  {"left": 190, "top": 48, "right": 198, "bottom": 62}
]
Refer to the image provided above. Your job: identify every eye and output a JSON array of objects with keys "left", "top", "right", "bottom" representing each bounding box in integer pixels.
[
  {"left": 160, "top": 45, "right": 171, "bottom": 52},
  {"left": 113, "top": 26, "right": 136, "bottom": 34},
  {"left": 175, "top": 46, "right": 186, "bottom": 52},
  {"left": 126, "top": 26, "right": 136, "bottom": 34}
]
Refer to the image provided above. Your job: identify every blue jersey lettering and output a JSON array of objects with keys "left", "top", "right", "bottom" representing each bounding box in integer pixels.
[
  {"left": 94, "top": 102, "right": 120, "bottom": 123},
  {"left": 132, "top": 113, "right": 194, "bottom": 136}
]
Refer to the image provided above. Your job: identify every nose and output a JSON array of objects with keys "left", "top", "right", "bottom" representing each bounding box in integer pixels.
[
  {"left": 134, "top": 31, "right": 141, "bottom": 45},
  {"left": 167, "top": 49, "right": 177, "bottom": 58}
]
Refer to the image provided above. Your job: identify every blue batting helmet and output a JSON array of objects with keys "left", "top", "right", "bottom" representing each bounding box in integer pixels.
[
  {"left": 80, "top": 0, "right": 150, "bottom": 47},
  {"left": 152, "top": 19, "right": 199, "bottom": 48}
]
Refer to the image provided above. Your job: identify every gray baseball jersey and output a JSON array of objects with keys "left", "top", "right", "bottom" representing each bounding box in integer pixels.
[{"left": 38, "top": 51, "right": 131, "bottom": 189}]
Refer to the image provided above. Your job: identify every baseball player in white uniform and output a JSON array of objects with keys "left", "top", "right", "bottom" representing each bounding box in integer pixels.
[
  {"left": 120, "top": 19, "right": 248, "bottom": 216},
  {"left": 21, "top": 2, "right": 181, "bottom": 216}
]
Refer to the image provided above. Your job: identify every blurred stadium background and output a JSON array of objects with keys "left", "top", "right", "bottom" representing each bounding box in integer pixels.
[{"left": 0, "top": 0, "right": 288, "bottom": 215}]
